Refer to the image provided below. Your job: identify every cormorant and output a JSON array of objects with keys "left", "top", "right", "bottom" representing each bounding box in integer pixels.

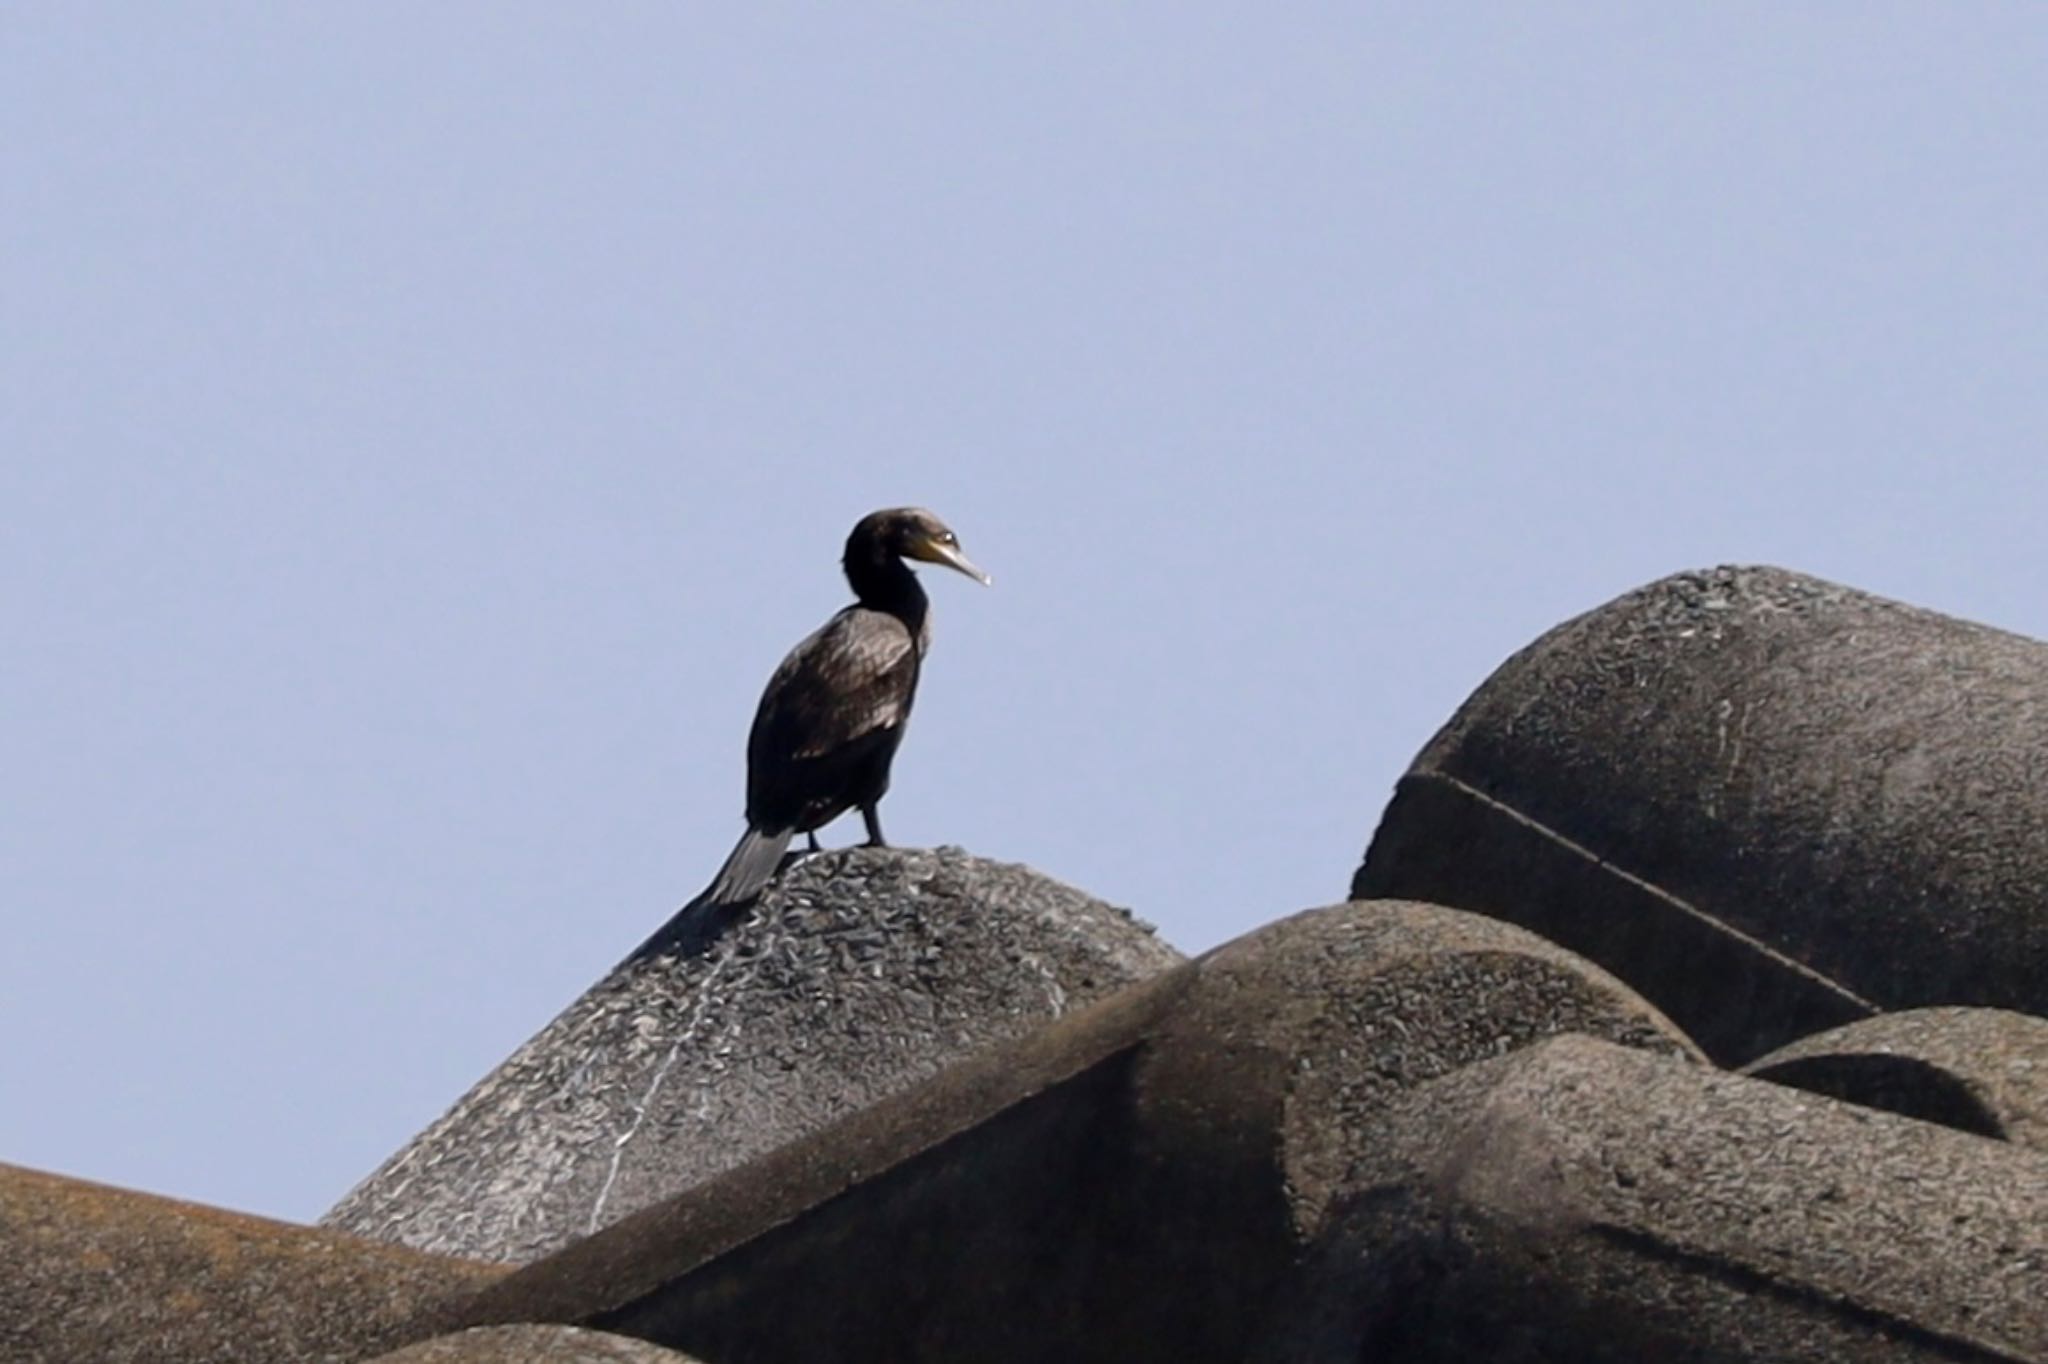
[{"left": 691, "top": 507, "right": 989, "bottom": 910}]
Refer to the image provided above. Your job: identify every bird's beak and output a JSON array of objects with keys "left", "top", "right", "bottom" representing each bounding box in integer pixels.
[{"left": 915, "top": 538, "right": 992, "bottom": 586}]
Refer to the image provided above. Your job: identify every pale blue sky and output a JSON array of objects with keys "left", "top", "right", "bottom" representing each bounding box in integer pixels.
[{"left": 5, "top": 6, "right": 2046, "bottom": 1222}]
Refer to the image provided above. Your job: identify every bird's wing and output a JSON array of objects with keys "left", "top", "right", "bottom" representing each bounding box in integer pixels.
[{"left": 747, "top": 607, "right": 920, "bottom": 765}]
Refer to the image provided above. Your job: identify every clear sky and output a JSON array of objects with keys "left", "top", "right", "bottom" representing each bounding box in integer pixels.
[{"left": 5, "top": 6, "right": 2046, "bottom": 1224}]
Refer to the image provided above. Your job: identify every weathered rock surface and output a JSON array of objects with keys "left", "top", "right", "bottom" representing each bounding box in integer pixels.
[
  {"left": 368, "top": 1325, "right": 706, "bottom": 1362},
  {"left": 324, "top": 845, "right": 1179, "bottom": 1263},
  {"left": 1743, "top": 1007, "right": 2048, "bottom": 1150},
  {"left": 449, "top": 900, "right": 1698, "bottom": 1362},
  {"left": 1270, "top": 1034, "right": 2048, "bottom": 1363},
  {"left": 0, "top": 1160, "right": 502, "bottom": 1364},
  {"left": 1355, "top": 565, "right": 2048, "bottom": 1062}
]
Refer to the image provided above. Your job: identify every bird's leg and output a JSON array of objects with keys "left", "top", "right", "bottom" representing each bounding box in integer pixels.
[
  {"left": 860, "top": 804, "right": 888, "bottom": 848},
  {"left": 805, "top": 830, "right": 822, "bottom": 853}
]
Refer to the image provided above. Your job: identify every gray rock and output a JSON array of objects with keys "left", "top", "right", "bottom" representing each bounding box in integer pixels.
[
  {"left": 367, "top": 1325, "right": 704, "bottom": 1362},
  {"left": 324, "top": 846, "right": 1179, "bottom": 1264},
  {"left": 1356, "top": 565, "right": 2048, "bottom": 1062},
  {"left": 1130, "top": 899, "right": 1702, "bottom": 1243},
  {"left": 0, "top": 1159, "right": 500, "bottom": 1364},
  {"left": 1272, "top": 1033, "right": 2048, "bottom": 1362},
  {"left": 1744, "top": 1007, "right": 2048, "bottom": 1150},
  {"left": 449, "top": 900, "right": 1697, "bottom": 1362}
]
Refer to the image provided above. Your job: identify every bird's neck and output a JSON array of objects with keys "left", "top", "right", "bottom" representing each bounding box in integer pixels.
[{"left": 844, "top": 552, "right": 929, "bottom": 631}]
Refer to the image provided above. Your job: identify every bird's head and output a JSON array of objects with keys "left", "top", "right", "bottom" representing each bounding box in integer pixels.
[{"left": 854, "top": 507, "right": 991, "bottom": 586}]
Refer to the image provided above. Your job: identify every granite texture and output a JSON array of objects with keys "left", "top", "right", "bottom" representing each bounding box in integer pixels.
[
  {"left": 0, "top": 1161, "right": 502, "bottom": 1364},
  {"left": 325, "top": 845, "right": 1179, "bottom": 1263},
  {"left": 1744, "top": 1006, "right": 2048, "bottom": 1150},
  {"left": 1357, "top": 565, "right": 2048, "bottom": 1062},
  {"left": 368, "top": 1325, "right": 706, "bottom": 1362},
  {"left": 1270, "top": 1034, "right": 2048, "bottom": 1362}
]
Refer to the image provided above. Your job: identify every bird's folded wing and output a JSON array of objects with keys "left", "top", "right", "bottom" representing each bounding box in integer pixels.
[{"left": 750, "top": 608, "right": 920, "bottom": 762}]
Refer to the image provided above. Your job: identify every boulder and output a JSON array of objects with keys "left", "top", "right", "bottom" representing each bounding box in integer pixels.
[
  {"left": 1270, "top": 1034, "right": 2048, "bottom": 1362},
  {"left": 1356, "top": 565, "right": 2048, "bottom": 1062},
  {"left": 0, "top": 1160, "right": 500, "bottom": 1364},
  {"left": 324, "top": 846, "right": 1179, "bottom": 1263},
  {"left": 1743, "top": 1007, "right": 2048, "bottom": 1150}
]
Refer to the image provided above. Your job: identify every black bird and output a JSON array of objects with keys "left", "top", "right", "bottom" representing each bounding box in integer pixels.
[{"left": 692, "top": 507, "right": 989, "bottom": 909}]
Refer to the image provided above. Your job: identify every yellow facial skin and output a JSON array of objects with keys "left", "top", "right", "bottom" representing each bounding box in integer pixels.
[{"left": 908, "top": 532, "right": 991, "bottom": 585}]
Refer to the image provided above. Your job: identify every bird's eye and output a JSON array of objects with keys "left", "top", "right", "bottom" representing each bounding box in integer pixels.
[{"left": 938, "top": 531, "right": 957, "bottom": 545}]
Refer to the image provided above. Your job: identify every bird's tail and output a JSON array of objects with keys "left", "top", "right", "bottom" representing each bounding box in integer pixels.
[
  {"left": 695, "top": 824, "right": 795, "bottom": 911},
  {"left": 626, "top": 825, "right": 797, "bottom": 964}
]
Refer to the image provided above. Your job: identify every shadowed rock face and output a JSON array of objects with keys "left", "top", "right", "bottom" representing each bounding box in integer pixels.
[
  {"left": 0, "top": 1161, "right": 503, "bottom": 1364},
  {"left": 368, "top": 1325, "right": 706, "bottom": 1362},
  {"left": 450, "top": 900, "right": 1699, "bottom": 1362},
  {"left": 323, "top": 845, "right": 1180, "bottom": 1264},
  {"left": 1743, "top": 1007, "right": 2048, "bottom": 1150},
  {"left": 1356, "top": 565, "right": 2048, "bottom": 1062},
  {"left": 1275, "top": 1035, "right": 2048, "bottom": 1363},
  {"left": 1133, "top": 899, "right": 1702, "bottom": 1242}
]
